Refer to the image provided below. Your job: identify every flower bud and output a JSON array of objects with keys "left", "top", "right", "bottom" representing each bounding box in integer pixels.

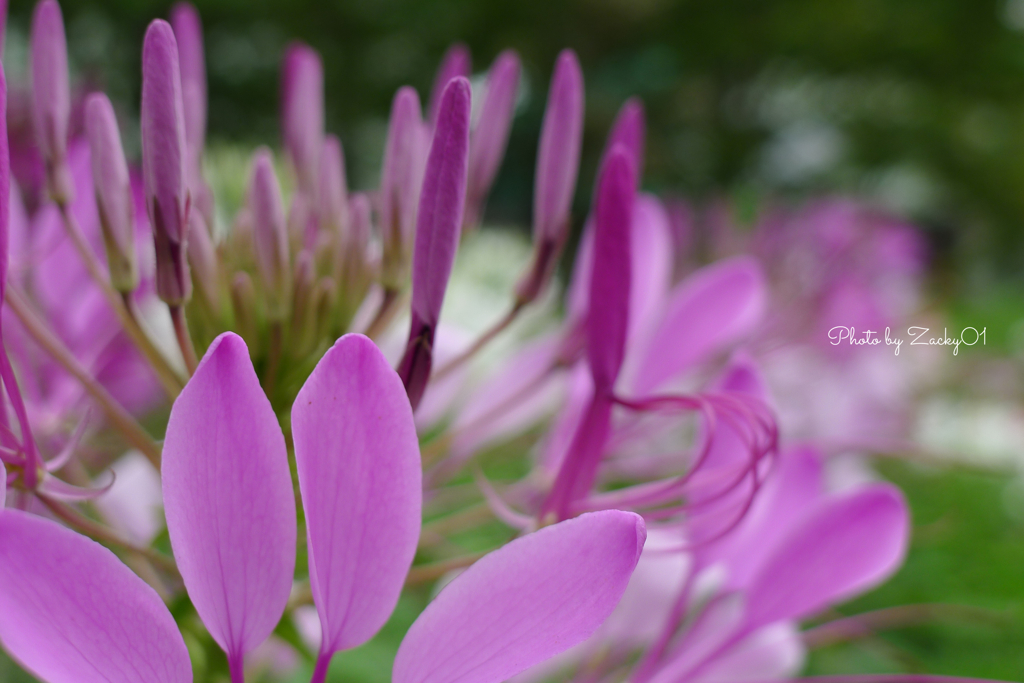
[
  {"left": 281, "top": 42, "right": 324, "bottom": 196},
  {"left": 230, "top": 271, "right": 258, "bottom": 352},
  {"left": 247, "top": 147, "right": 290, "bottom": 320},
  {"left": 516, "top": 49, "right": 584, "bottom": 304},
  {"left": 170, "top": 2, "right": 206, "bottom": 176},
  {"left": 428, "top": 43, "right": 470, "bottom": 127},
  {"left": 602, "top": 97, "right": 644, "bottom": 181},
  {"left": 398, "top": 77, "right": 471, "bottom": 410},
  {"left": 186, "top": 209, "right": 220, "bottom": 314},
  {"left": 85, "top": 93, "right": 138, "bottom": 293},
  {"left": 141, "top": 19, "right": 191, "bottom": 306},
  {"left": 464, "top": 50, "right": 520, "bottom": 231},
  {"left": 318, "top": 134, "right": 348, "bottom": 240},
  {"left": 380, "top": 86, "right": 427, "bottom": 289},
  {"left": 30, "top": 0, "right": 73, "bottom": 203}
]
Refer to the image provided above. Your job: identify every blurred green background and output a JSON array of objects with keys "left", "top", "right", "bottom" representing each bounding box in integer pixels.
[{"left": 1, "top": 0, "right": 1023, "bottom": 680}]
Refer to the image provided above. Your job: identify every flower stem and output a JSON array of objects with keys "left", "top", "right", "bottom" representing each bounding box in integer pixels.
[
  {"left": 5, "top": 286, "right": 164, "bottom": 469},
  {"left": 57, "top": 202, "right": 185, "bottom": 398},
  {"left": 363, "top": 287, "right": 402, "bottom": 340},
  {"left": 37, "top": 494, "right": 178, "bottom": 576},
  {"left": 169, "top": 304, "right": 198, "bottom": 375},
  {"left": 228, "top": 652, "right": 245, "bottom": 683},
  {"left": 310, "top": 651, "right": 333, "bottom": 683},
  {"left": 431, "top": 302, "right": 522, "bottom": 381}
]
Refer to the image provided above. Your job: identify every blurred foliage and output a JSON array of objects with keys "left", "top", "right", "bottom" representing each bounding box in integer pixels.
[{"left": 9, "top": 0, "right": 1024, "bottom": 282}]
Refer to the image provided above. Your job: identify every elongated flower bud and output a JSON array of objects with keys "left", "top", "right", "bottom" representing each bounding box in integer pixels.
[
  {"left": 170, "top": 3, "right": 205, "bottom": 165},
  {"left": 281, "top": 42, "right": 324, "bottom": 196},
  {"left": 588, "top": 145, "right": 634, "bottom": 392},
  {"left": 248, "top": 147, "right": 290, "bottom": 320},
  {"left": 602, "top": 97, "right": 644, "bottom": 180},
  {"left": 187, "top": 209, "right": 220, "bottom": 313},
  {"left": 464, "top": 50, "right": 520, "bottom": 231},
  {"left": 141, "top": 19, "right": 191, "bottom": 305},
  {"left": 30, "top": 0, "right": 73, "bottom": 203},
  {"left": 85, "top": 93, "right": 138, "bottom": 293},
  {"left": 380, "top": 86, "right": 427, "bottom": 289},
  {"left": 516, "top": 49, "right": 584, "bottom": 304},
  {"left": 428, "top": 43, "right": 470, "bottom": 127},
  {"left": 319, "top": 134, "right": 348, "bottom": 240},
  {"left": 398, "top": 77, "right": 471, "bottom": 410}
]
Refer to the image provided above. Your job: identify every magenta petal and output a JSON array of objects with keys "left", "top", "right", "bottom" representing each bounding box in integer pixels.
[
  {"left": 533, "top": 50, "right": 584, "bottom": 245},
  {"left": 0, "top": 509, "right": 191, "bottom": 683},
  {"left": 587, "top": 145, "right": 635, "bottom": 392},
  {"left": 428, "top": 43, "right": 471, "bottom": 126},
  {"left": 380, "top": 87, "right": 427, "bottom": 283},
  {"left": 743, "top": 483, "right": 909, "bottom": 631},
  {"left": 393, "top": 510, "right": 646, "bottom": 683},
  {"left": 632, "top": 256, "right": 766, "bottom": 396},
  {"left": 292, "top": 334, "right": 421, "bottom": 655},
  {"left": 162, "top": 332, "right": 297, "bottom": 662}
]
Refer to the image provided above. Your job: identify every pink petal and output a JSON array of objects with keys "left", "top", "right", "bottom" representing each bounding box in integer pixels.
[
  {"left": 292, "top": 334, "right": 422, "bottom": 655},
  {"left": 393, "top": 510, "right": 646, "bottom": 683},
  {"left": 632, "top": 256, "right": 766, "bottom": 396},
  {"left": 162, "top": 332, "right": 297, "bottom": 662},
  {"left": 587, "top": 145, "right": 635, "bottom": 392},
  {"left": 743, "top": 483, "right": 909, "bottom": 631},
  {"left": 0, "top": 509, "right": 191, "bottom": 683}
]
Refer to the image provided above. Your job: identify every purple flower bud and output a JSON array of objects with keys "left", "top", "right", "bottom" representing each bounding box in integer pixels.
[
  {"left": 248, "top": 147, "right": 290, "bottom": 319},
  {"left": 602, "top": 97, "right": 644, "bottom": 180},
  {"left": 588, "top": 145, "right": 635, "bottom": 392},
  {"left": 30, "top": 0, "right": 73, "bottom": 203},
  {"left": 380, "top": 86, "right": 427, "bottom": 289},
  {"left": 170, "top": 2, "right": 206, "bottom": 175},
  {"left": 534, "top": 50, "right": 584, "bottom": 245},
  {"left": 516, "top": 50, "right": 584, "bottom": 304},
  {"left": 319, "top": 134, "right": 349, "bottom": 239},
  {"left": 85, "top": 92, "right": 138, "bottom": 293},
  {"left": 141, "top": 19, "right": 191, "bottom": 306},
  {"left": 398, "top": 77, "right": 471, "bottom": 410},
  {"left": 464, "top": 50, "right": 520, "bottom": 230},
  {"left": 428, "top": 43, "right": 470, "bottom": 127},
  {"left": 281, "top": 42, "right": 324, "bottom": 196}
]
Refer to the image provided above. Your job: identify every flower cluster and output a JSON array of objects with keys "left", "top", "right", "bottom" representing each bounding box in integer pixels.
[{"left": 0, "top": 2, "right": 935, "bottom": 683}]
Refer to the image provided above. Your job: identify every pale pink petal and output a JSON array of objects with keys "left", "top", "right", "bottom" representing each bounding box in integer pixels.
[
  {"left": 632, "top": 256, "right": 766, "bottom": 396},
  {"left": 0, "top": 509, "right": 191, "bottom": 683},
  {"left": 292, "top": 334, "right": 421, "bottom": 654},
  {"left": 393, "top": 510, "right": 646, "bottom": 683},
  {"left": 162, "top": 332, "right": 297, "bottom": 662},
  {"left": 743, "top": 483, "right": 909, "bottom": 631}
]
